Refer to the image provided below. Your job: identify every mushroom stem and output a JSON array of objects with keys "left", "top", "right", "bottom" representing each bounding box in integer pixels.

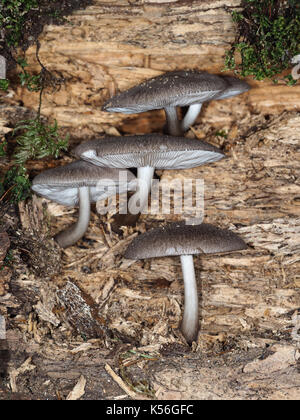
[
  {"left": 55, "top": 186, "right": 91, "bottom": 248},
  {"left": 180, "top": 254, "right": 199, "bottom": 344},
  {"left": 181, "top": 103, "right": 203, "bottom": 132},
  {"left": 128, "top": 166, "right": 155, "bottom": 215},
  {"left": 164, "top": 106, "right": 183, "bottom": 136}
]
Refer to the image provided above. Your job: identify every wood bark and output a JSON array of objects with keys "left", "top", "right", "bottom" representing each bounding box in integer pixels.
[{"left": 13, "top": 0, "right": 300, "bottom": 138}]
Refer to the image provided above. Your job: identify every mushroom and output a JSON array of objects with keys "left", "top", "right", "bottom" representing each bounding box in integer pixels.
[
  {"left": 73, "top": 133, "right": 225, "bottom": 216},
  {"left": 102, "top": 70, "right": 228, "bottom": 136},
  {"left": 32, "top": 160, "right": 136, "bottom": 248},
  {"left": 124, "top": 222, "right": 247, "bottom": 344},
  {"left": 181, "top": 75, "right": 250, "bottom": 132},
  {"left": 213, "top": 75, "right": 250, "bottom": 101}
]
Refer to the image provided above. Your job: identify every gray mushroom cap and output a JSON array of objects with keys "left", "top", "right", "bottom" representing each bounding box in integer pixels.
[
  {"left": 102, "top": 70, "right": 228, "bottom": 113},
  {"left": 216, "top": 76, "right": 251, "bottom": 100},
  {"left": 32, "top": 160, "right": 136, "bottom": 206},
  {"left": 124, "top": 222, "right": 247, "bottom": 259},
  {"left": 73, "top": 134, "right": 225, "bottom": 170}
]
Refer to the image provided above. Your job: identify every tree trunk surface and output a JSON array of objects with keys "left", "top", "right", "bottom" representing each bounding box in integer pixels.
[
  {"left": 0, "top": 0, "right": 299, "bottom": 401},
  {"left": 12, "top": 0, "right": 300, "bottom": 137}
]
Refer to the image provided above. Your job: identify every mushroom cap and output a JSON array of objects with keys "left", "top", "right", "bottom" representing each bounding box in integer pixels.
[
  {"left": 216, "top": 76, "right": 250, "bottom": 100},
  {"left": 73, "top": 134, "right": 225, "bottom": 169},
  {"left": 102, "top": 70, "right": 228, "bottom": 113},
  {"left": 32, "top": 160, "right": 136, "bottom": 206},
  {"left": 124, "top": 222, "right": 247, "bottom": 259}
]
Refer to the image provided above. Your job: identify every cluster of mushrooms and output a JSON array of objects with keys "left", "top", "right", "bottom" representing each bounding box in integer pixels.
[{"left": 32, "top": 70, "right": 250, "bottom": 344}]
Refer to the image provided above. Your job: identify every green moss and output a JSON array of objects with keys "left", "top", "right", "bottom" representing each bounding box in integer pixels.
[
  {"left": 0, "top": 141, "right": 7, "bottom": 157},
  {"left": 0, "top": 0, "right": 85, "bottom": 203},
  {"left": 225, "top": 0, "right": 300, "bottom": 84},
  {"left": 0, "top": 166, "right": 32, "bottom": 203},
  {"left": 13, "top": 118, "right": 69, "bottom": 166},
  {"left": 0, "top": 118, "right": 69, "bottom": 203},
  {"left": 0, "top": 0, "right": 93, "bottom": 54},
  {"left": 1, "top": 249, "right": 14, "bottom": 269},
  {"left": 17, "top": 58, "right": 42, "bottom": 92},
  {"left": 0, "top": 0, "right": 39, "bottom": 48},
  {"left": 0, "top": 79, "right": 10, "bottom": 91},
  {"left": 215, "top": 129, "right": 228, "bottom": 139}
]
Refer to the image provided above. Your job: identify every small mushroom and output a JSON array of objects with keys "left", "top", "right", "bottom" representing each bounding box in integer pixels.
[
  {"left": 102, "top": 70, "right": 228, "bottom": 136},
  {"left": 124, "top": 222, "right": 247, "bottom": 344},
  {"left": 32, "top": 160, "right": 136, "bottom": 248},
  {"left": 73, "top": 134, "right": 225, "bottom": 216}
]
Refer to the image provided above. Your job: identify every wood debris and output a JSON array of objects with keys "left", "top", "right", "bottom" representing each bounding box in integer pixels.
[
  {"left": 243, "top": 344, "right": 300, "bottom": 374},
  {"left": 105, "top": 363, "right": 137, "bottom": 399},
  {"left": 9, "top": 358, "right": 36, "bottom": 393},
  {"left": 0, "top": 118, "right": 12, "bottom": 136},
  {"left": 66, "top": 375, "right": 87, "bottom": 400},
  {"left": 0, "top": 232, "right": 10, "bottom": 263}
]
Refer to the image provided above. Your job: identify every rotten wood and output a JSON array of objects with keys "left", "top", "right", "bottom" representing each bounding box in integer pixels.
[
  {"left": 11, "top": 0, "right": 300, "bottom": 138},
  {"left": 0, "top": 0, "right": 299, "bottom": 400}
]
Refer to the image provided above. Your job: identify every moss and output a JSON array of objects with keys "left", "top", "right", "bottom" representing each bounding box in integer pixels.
[
  {"left": 0, "top": 166, "right": 32, "bottom": 203},
  {"left": 225, "top": 0, "right": 300, "bottom": 84},
  {"left": 0, "top": 0, "right": 91, "bottom": 203},
  {"left": 13, "top": 118, "right": 69, "bottom": 166},
  {"left": 0, "top": 0, "right": 93, "bottom": 60}
]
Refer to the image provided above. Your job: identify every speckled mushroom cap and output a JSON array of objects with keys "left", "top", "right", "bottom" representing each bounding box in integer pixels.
[
  {"left": 73, "top": 134, "right": 225, "bottom": 169},
  {"left": 124, "top": 222, "right": 247, "bottom": 259},
  {"left": 102, "top": 70, "right": 228, "bottom": 113},
  {"left": 216, "top": 76, "right": 250, "bottom": 100},
  {"left": 32, "top": 160, "right": 136, "bottom": 206}
]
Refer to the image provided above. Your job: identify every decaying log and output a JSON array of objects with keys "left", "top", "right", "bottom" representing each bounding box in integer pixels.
[
  {"left": 14, "top": 0, "right": 300, "bottom": 138},
  {"left": 1, "top": 0, "right": 299, "bottom": 400}
]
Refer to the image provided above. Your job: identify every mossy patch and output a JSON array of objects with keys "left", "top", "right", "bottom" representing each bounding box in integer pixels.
[
  {"left": 0, "top": 0, "right": 93, "bottom": 61},
  {"left": 0, "top": 0, "right": 92, "bottom": 203},
  {"left": 225, "top": 0, "right": 300, "bottom": 84}
]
